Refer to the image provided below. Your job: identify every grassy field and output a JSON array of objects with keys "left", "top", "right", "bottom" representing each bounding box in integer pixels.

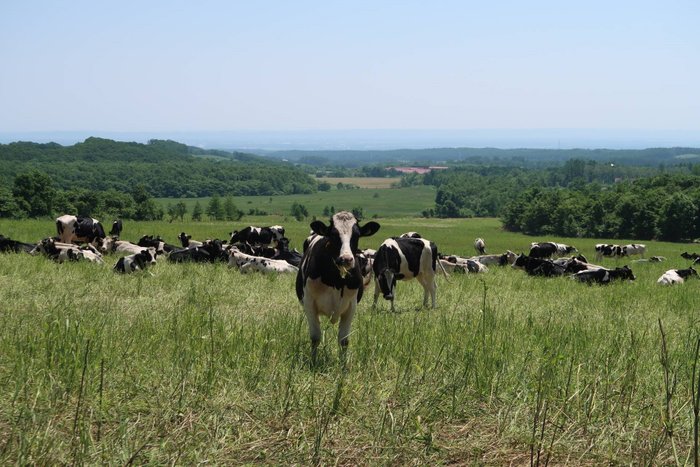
[
  {"left": 2, "top": 216, "right": 700, "bottom": 464},
  {"left": 155, "top": 185, "right": 436, "bottom": 219},
  {"left": 317, "top": 177, "right": 402, "bottom": 189}
]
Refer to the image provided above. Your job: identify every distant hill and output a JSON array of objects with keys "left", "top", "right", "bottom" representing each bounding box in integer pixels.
[
  {"left": 263, "top": 147, "right": 700, "bottom": 167},
  {"left": 0, "top": 138, "right": 317, "bottom": 197}
]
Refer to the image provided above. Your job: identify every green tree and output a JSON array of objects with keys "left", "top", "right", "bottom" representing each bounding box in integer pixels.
[
  {"left": 657, "top": 193, "right": 696, "bottom": 241},
  {"left": 290, "top": 202, "right": 308, "bottom": 221},
  {"left": 191, "top": 201, "right": 203, "bottom": 221},
  {"left": 0, "top": 186, "right": 22, "bottom": 218},
  {"left": 12, "top": 170, "right": 55, "bottom": 217},
  {"left": 318, "top": 181, "right": 331, "bottom": 191},
  {"left": 207, "top": 195, "right": 225, "bottom": 220},
  {"left": 224, "top": 196, "right": 243, "bottom": 221},
  {"left": 132, "top": 184, "right": 163, "bottom": 220}
]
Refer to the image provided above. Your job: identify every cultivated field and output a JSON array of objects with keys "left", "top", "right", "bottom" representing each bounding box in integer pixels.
[
  {"left": 1, "top": 216, "right": 700, "bottom": 464},
  {"left": 317, "top": 177, "right": 402, "bottom": 189}
]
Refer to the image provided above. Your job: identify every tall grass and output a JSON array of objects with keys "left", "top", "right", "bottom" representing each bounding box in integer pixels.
[{"left": 1, "top": 217, "right": 700, "bottom": 463}]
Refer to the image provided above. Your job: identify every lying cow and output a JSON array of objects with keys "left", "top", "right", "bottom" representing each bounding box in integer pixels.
[
  {"left": 56, "top": 215, "right": 106, "bottom": 245},
  {"left": 178, "top": 232, "right": 203, "bottom": 248},
  {"left": 513, "top": 254, "right": 567, "bottom": 277},
  {"left": 296, "top": 211, "right": 380, "bottom": 361},
  {"left": 439, "top": 256, "right": 487, "bottom": 274},
  {"left": 399, "top": 232, "right": 422, "bottom": 239},
  {"left": 373, "top": 237, "right": 439, "bottom": 312},
  {"left": 529, "top": 241, "right": 577, "bottom": 259},
  {"left": 657, "top": 267, "right": 698, "bottom": 285},
  {"left": 0, "top": 234, "right": 35, "bottom": 253},
  {"left": 100, "top": 237, "right": 160, "bottom": 257},
  {"left": 572, "top": 266, "right": 635, "bottom": 284},
  {"left": 230, "top": 225, "right": 285, "bottom": 246},
  {"left": 137, "top": 235, "right": 178, "bottom": 255},
  {"left": 470, "top": 250, "right": 516, "bottom": 266},
  {"left": 621, "top": 243, "right": 646, "bottom": 257},
  {"left": 595, "top": 243, "right": 623, "bottom": 260},
  {"left": 474, "top": 238, "right": 486, "bottom": 255},
  {"left": 228, "top": 247, "right": 298, "bottom": 273},
  {"left": 31, "top": 238, "right": 105, "bottom": 264},
  {"left": 114, "top": 248, "right": 157, "bottom": 273},
  {"left": 681, "top": 252, "right": 700, "bottom": 261}
]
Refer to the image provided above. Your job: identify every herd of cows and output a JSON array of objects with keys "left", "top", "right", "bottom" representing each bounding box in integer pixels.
[{"left": 1, "top": 212, "right": 699, "bottom": 357}]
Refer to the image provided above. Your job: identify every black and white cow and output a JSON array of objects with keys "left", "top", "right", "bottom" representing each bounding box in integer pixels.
[
  {"left": 372, "top": 237, "right": 439, "bottom": 312},
  {"left": 529, "top": 242, "right": 577, "bottom": 259},
  {"left": 114, "top": 248, "right": 157, "bottom": 273},
  {"left": 0, "top": 235, "right": 35, "bottom": 253},
  {"left": 657, "top": 267, "right": 698, "bottom": 285},
  {"left": 31, "top": 238, "right": 105, "bottom": 264},
  {"left": 512, "top": 254, "right": 567, "bottom": 277},
  {"left": 178, "top": 232, "right": 203, "bottom": 248},
  {"left": 230, "top": 225, "right": 285, "bottom": 246},
  {"left": 439, "top": 255, "right": 487, "bottom": 274},
  {"left": 573, "top": 266, "right": 635, "bottom": 284},
  {"left": 270, "top": 237, "right": 303, "bottom": 267},
  {"left": 621, "top": 243, "right": 646, "bottom": 257},
  {"left": 137, "top": 235, "right": 178, "bottom": 255},
  {"left": 595, "top": 243, "right": 623, "bottom": 260},
  {"left": 399, "top": 232, "right": 422, "bottom": 239},
  {"left": 470, "top": 250, "right": 517, "bottom": 266},
  {"left": 56, "top": 215, "right": 106, "bottom": 245},
  {"left": 681, "top": 252, "right": 700, "bottom": 261},
  {"left": 109, "top": 219, "right": 123, "bottom": 237},
  {"left": 474, "top": 238, "right": 486, "bottom": 255},
  {"left": 228, "top": 248, "right": 299, "bottom": 273},
  {"left": 295, "top": 211, "right": 380, "bottom": 360}
]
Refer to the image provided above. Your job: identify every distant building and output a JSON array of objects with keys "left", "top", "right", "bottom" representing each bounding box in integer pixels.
[{"left": 388, "top": 166, "right": 449, "bottom": 174}]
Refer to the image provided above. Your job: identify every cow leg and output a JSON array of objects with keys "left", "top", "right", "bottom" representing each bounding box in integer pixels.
[
  {"left": 305, "top": 307, "right": 322, "bottom": 363},
  {"left": 338, "top": 303, "right": 355, "bottom": 349},
  {"left": 372, "top": 277, "right": 380, "bottom": 308}
]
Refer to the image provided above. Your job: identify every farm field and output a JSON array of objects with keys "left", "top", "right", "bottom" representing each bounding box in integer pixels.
[
  {"left": 155, "top": 184, "right": 436, "bottom": 219},
  {"left": 317, "top": 177, "right": 402, "bottom": 189},
  {"left": 1, "top": 216, "right": 700, "bottom": 464}
]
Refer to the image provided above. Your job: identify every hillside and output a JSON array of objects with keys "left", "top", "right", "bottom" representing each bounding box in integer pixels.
[{"left": 0, "top": 138, "right": 317, "bottom": 197}]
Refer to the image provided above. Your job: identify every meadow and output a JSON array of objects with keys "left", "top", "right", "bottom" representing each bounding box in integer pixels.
[{"left": 1, "top": 215, "right": 700, "bottom": 464}]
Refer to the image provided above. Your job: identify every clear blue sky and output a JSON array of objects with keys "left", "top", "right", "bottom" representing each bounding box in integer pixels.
[{"left": 1, "top": 1, "right": 699, "bottom": 134}]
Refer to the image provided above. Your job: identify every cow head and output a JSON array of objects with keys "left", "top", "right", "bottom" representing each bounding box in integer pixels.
[
  {"left": 614, "top": 265, "right": 635, "bottom": 281},
  {"left": 100, "top": 236, "right": 117, "bottom": 253},
  {"left": 269, "top": 225, "right": 285, "bottom": 241},
  {"left": 309, "top": 211, "right": 380, "bottom": 276},
  {"left": 178, "top": 232, "right": 192, "bottom": 247}
]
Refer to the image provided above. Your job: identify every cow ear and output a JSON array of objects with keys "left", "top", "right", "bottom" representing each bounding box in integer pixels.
[
  {"left": 359, "top": 221, "right": 380, "bottom": 237},
  {"left": 310, "top": 220, "right": 330, "bottom": 236}
]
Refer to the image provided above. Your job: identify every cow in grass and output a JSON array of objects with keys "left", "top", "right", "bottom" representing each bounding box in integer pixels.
[
  {"left": 529, "top": 242, "right": 577, "bottom": 259},
  {"left": 114, "top": 248, "right": 157, "bottom": 273},
  {"left": 572, "top": 266, "right": 635, "bottom": 284},
  {"left": 657, "top": 267, "right": 698, "bottom": 285},
  {"left": 0, "top": 235, "right": 35, "bottom": 253},
  {"left": 474, "top": 238, "right": 486, "bottom": 255},
  {"left": 230, "top": 225, "right": 285, "bottom": 247},
  {"left": 296, "top": 212, "right": 380, "bottom": 361},
  {"left": 56, "top": 215, "right": 106, "bottom": 245},
  {"left": 372, "top": 237, "right": 439, "bottom": 312}
]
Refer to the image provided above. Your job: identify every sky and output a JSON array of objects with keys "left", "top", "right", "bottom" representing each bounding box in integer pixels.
[{"left": 1, "top": 1, "right": 699, "bottom": 147}]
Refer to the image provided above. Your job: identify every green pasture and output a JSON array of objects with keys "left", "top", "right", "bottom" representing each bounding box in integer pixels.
[
  {"left": 155, "top": 185, "right": 436, "bottom": 220},
  {"left": 1, "top": 216, "right": 700, "bottom": 464}
]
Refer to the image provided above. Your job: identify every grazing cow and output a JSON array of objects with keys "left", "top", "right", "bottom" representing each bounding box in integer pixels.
[
  {"left": 372, "top": 237, "right": 439, "bottom": 312},
  {"left": 230, "top": 225, "right": 285, "bottom": 246},
  {"left": 595, "top": 243, "right": 623, "bottom": 260},
  {"left": 474, "top": 238, "right": 486, "bottom": 255},
  {"left": 657, "top": 267, "right": 698, "bottom": 285},
  {"left": 295, "top": 211, "right": 380, "bottom": 360},
  {"left": 399, "top": 232, "right": 422, "bottom": 239},
  {"left": 55, "top": 215, "right": 106, "bottom": 245},
  {"left": 178, "top": 232, "right": 203, "bottom": 248},
  {"left": 529, "top": 242, "right": 577, "bottom": 259},
  {"left": 621, "top": 243, "right": 646, "bottom": 258},
  {"left": 228, "top": 248, "right": 298, "bottom": 274},
  {"left": 573, "top": 266, "right": 635, "bottom": 284},
  {"left": 109, "top": 219, "right": 123, "bottom": 237},
  {"left": 0, "top": 235, "right": 35, "bottom": 253},
  {"left": 31, "top": 238, "right": 105, "bottom": 264},
  {"left": 512, "top": 254, "right": 566, "bottom": 277},
  {"left": 681, "top": 252, "right": 700, "bottom": 261},
  {"left": 114, "top": 248, "right": 157, "bottom": 273}
]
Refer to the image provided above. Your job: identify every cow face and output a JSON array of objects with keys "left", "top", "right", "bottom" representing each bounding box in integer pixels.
[
  {"left": 269, "top": 226, "right": 285, "bottom": 241},
  {"left": 376, "top": 268, "right": 397, "bottom": 300},
  {"left": 309, "top": 211, "right": 380, "bottom": 273}
]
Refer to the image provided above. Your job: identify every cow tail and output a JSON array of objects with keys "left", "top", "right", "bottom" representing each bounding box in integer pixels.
[
  {"left": 56, "top": 220, "right": 64, "bottom": 236},
  {"left": 431, "top": 242, "right": 450, "bottom": 281}
]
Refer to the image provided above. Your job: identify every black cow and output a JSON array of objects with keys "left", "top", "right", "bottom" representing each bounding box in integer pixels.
[
  {"left": 372, "top": 237, "right": 439, "bottom": 312},
  {"left": 681, "top": 252, "right": 700, "bottom": 261},
  {"left": 56, "top": 215, "right": 106, "bottom": 245},
  {"left": 114, "top": 249, "right": 156, "bottom": 273},
  {"left": 529, "top": 242, "right": 577, "bottom": 259},
  {"left": 271, "top": 237, "right": 303, "bottom": 267},
  {"left": 169, "top": 239, "right": 227, "bottom": 263},
  {"left": 137, "top": 235, "right": 178, "bottom": 255},
  {"left": 296, "top": 211, "right": 380, "bottom": 361},
  {"left": 0, "top": 235, "right": 35, "bottom": 253},
  {"left": 109, "top": 219, "right": 123, "bottom": 237},
  {"left": 178, "top": 232, "right": 203, "bottom": 248},
  {"left": 230, "top": 225, "right": 285, "bottom": 246},
  {"left": 573, "top": 266, "right": 635, "bottom": 284},
  {"left": 512, "top": 254, "right": 566, "bottom": 277}
]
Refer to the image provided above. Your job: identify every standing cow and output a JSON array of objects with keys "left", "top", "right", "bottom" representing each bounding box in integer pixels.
[
  {"left": 372, "top": 237, "right": 438, "bottom": 312},
  {"left": 295, "top": 212, "right": 380, "bottom": 361},
  {"left": 474, "top": 238, "right": 486, "bottom": 255},
  {"left": 56, "top": 215, "right": 106, "bottom": 245}
]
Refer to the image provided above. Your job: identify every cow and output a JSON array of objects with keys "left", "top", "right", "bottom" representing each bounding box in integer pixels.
[
  {"left": 230, "top": 225, "right": 285, "bottom": 246},
  {"left": 178, "top": 232, "right": 203, "bottom": 248},
  {"left": 114, "top": 248, "right": 157, "bottom": 274},
  {"left": 595, "top": 243, "right": 623, "bottom": 260},
  {"left": 270, "top": 237, "right": 303, "bottom": 267},
  {"left": 657, "top": 267, "right": 698, "bottom": 285},
  {"left": 55, "top": 215, "right": 106, "bottom": 245},
  {"left": 372, "top": 237, "right": 439, "bottom": 312},
  {"left": 529, "top": 242, "right": 577, "bottom": 259},
  {"left": 474, "top": 238, "right": 486, "bottom": 255},
  {"left": 399, "top": 232, "right": 422, "bottom": 239},
  {"left": 228, "top": 248, "right": 298, "bottom": 274},
  {"left": 621, "top": 243, "right": 646, "bottom": 258},
  {"left": 512, "top": 254, "right": 567, "bottom": 277},
  {"left": 100, "top": 237, "right": 160, "bottom": 257},
  {"left": 109, "top": 219, "right": 123, "bottom": 237},
  {"left": 31, "top": 238, "right": 105, "bottom": 264},
  {"left": 295, "top": 211, "right": 380, "bottom": 361},
  {"left": 572, "top": 266, "right": 635, "bottom": 284},
  {"left": 470, "top": 250, "right": 516, "bottom": 266},
  {"left": 167, "top": 246, "right": 213, "bottom": 263},
  {"left": 681, "top": 252, "right": 700, "bottom": 261},
  {"left": 0, "top": 235, "right": 35, "bottom": 253},
  {"left": 439, "top": 256, "right": 487, "bottom": 274},
  {"left": 137, "top": 235, "right": 178, "bottom": 255}
]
